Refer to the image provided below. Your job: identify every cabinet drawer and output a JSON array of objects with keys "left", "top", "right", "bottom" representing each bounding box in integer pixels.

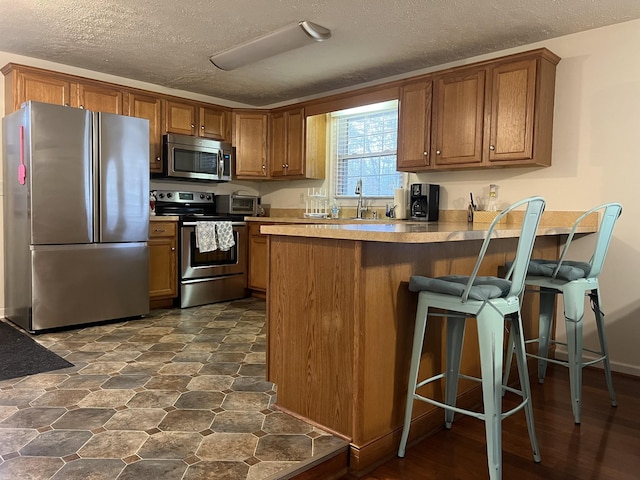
[{"left": 149, "top": 221, "right": 177, "bottom": 238}]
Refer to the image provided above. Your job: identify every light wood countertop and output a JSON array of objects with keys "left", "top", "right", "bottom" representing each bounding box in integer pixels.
[
  {"left": 150, "top": 215, "right": 179, "bottom": 222},
  {"left": 260, "top": 220, "right": 596, "bottom": 244}
]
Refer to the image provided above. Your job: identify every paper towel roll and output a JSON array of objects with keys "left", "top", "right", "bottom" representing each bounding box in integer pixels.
[{"left": 394, "top": 187, "right": 407, "bottom": 219}]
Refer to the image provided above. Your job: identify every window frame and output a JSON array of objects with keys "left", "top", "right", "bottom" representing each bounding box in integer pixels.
[{"left": 330, "top": 100, "right": 401, "bottom": 200}]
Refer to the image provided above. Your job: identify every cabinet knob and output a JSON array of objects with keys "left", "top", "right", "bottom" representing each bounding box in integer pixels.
[
  {"left": 285, "top": 164, "right": 289, "bottom": 168},
  {"left": 436, "top": 150, "right": 441, "bottom": 155},
  {"left": 489, "top": 145, "right": 495, "bottom": 151},
  {"left": 201, "top": 125, "right": 205, "bottom": 129},
  {"left": 262, "top": 165, "right": 266, "bottom": 170},
  {"left": 423, "top": 151, "right": 428, "bottom": 156},
  {"left": 171, "top": 247, "right": 175, "bottom": 251},
  {"left": 156, "top": 157, "right": 160, "bottom": 162},
  {"left": 191, "top": 124, "right": 195, "bottom": 128}
]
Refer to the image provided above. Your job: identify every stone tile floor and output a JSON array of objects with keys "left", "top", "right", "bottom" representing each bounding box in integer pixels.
[{"left": 0, "top": 298, "right": 346, "bottom": 480}]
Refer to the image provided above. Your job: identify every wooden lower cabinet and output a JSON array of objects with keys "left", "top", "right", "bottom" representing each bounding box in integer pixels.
[
  {"left": 266, "top": 234, "right": 560, "bottom": 475},
  {"left": 149, "top": 221, "right": 178, "bottom": 304},
  {"left": 248, "top": 223, "right": 268, "bottom": 295}
]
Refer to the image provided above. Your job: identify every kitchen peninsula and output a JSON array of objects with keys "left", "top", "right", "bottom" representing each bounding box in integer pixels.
[{"left": 261, "top": 216, "right": 596, "bottom": 475}]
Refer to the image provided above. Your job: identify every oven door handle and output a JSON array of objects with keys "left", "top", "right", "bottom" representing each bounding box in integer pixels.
[{"left": 182, "top": 221, "right": 246, "bottom": 227}]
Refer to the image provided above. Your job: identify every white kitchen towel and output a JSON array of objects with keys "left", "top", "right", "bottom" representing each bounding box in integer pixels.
[
  {"left": 215, "top": 222, "right": 235, "bottom": 251},
  {"left": 195, "top": 221, "right": 217, "bottom": 253}
]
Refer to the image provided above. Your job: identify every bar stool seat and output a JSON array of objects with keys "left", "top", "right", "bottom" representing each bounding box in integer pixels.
[
  {"left": 503, "top": 202, "right": 622, "bottom": 424},
  {"left": 398, "top": 197, "right": 546, "bottom": 480}
]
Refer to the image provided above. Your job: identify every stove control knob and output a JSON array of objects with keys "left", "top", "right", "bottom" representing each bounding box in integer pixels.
[
  {"left": 158, "top": 193, "right": 165, "bottom": 198},
  {"left": 166, "top": 192, "right": 173, "bottom": 198},
  {"left": 206, "top": 195, "right": 212, "bottom": 200},
  {"left": 200, "top": 194, "right": 205, "bottom": 199}
]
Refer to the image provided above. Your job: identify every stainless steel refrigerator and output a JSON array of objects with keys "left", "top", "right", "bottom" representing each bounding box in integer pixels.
[{"left": 2, "top": 101, "right": 150, "bottom": 332}]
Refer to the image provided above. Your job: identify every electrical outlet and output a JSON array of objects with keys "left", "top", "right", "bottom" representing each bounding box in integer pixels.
[{"left": 299, "top": 193, "right": 305, "bottom": 204}]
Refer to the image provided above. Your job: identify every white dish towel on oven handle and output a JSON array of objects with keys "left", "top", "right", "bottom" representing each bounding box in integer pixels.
[
  {"left": 215, "top": 222, "right": 235, "bottom": 251},
  {"left": 195, "top": 221, "right": 235, "bottom": 253}
]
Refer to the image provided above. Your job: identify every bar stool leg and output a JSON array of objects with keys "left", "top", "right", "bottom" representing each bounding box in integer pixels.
[
  {"left": 537, "top": 288, "right": 556, "bottom": 383},
  {"left": 590, "top": 289, "right": 618, "bottom": 407},
  {"left": 398, "top": 297, "right": 429, "bottom": 457},
  {"left": 476, "top": 310, "right": 504, "bottom": 480},
  {"left": 563, "top": 283, "right": 586, "bottom": 424},
  {"left": 445, "top": 316, "right": 466, "bottom": 428},
  {"left": 510, "top": 313, "right": 542, "bottom": 462}
]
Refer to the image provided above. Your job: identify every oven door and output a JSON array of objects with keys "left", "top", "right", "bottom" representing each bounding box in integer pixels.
[{"left": 180, "top": 222, "right": 247, "bottom": 279}]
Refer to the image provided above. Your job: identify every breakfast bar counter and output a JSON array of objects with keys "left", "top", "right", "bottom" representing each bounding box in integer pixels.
[{"left": 261, "top": 216, "right": 595, "bottom": 475}]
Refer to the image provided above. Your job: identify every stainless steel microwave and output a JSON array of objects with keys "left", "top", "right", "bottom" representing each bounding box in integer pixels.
[{"left": 161, "top": 133, "right": 233, "bottom": 182}]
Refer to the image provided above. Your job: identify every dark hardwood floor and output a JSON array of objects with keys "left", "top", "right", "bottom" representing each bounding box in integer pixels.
[{"left": 340, "top": 365, "right": 640, "bottom": 479}]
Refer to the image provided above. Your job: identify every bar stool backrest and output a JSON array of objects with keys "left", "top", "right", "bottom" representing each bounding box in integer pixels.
[
  {"left": 463, "top": 196, "right": 546, "bottom": 302},
  {"left": 553, "top": 203, "right": 622, "bottom": 280}
]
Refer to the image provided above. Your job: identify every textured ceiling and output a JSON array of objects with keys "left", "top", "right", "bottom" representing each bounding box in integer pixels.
[{"left": 1, "top": 0, "right": 639, "bottom": 107}]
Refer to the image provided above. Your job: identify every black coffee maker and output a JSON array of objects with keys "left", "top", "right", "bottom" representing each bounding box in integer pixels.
[{"left": 410, "top": 184, "right": 440, "bottom": 221}]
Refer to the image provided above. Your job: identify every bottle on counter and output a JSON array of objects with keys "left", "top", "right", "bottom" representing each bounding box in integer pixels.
[{"left": 331, "top": 200, "right": 340, "bottom": 219}]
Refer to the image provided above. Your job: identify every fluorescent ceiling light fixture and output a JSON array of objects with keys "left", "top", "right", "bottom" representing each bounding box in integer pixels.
[{"left": 209, "top": 21, "right": 331, "bottom": 71}]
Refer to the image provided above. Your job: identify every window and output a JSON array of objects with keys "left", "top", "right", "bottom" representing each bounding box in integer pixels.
[{"left": 332, "top": 100, "right": 400, "bottom": 198}]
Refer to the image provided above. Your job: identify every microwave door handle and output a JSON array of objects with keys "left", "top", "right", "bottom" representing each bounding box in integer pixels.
[{"left": 218, "top": 149, "right": 224, "bottom": 178}]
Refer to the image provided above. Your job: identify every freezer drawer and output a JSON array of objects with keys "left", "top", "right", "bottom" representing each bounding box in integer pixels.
[{"left": 29, "top": 243, "right": 149, "bottom": 331}]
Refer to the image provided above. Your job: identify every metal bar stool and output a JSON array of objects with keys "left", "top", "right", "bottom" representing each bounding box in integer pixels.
[
  {"left": 503, "top": 202, "right": 622, "bottom": 424},
  {"left": 398, "top": 196, "right": 546, "bottom": 480}
]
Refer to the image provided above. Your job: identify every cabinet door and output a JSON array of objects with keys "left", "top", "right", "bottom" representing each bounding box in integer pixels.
[
  {"left": 397, "top": 80, "right": 432, "bottom": 171},
  {"left": 77, "top": 83, "right": 123, "bottom": 113},
  {"left": 488, "top": 58, "right": 536, "bottom": 163},
  {"left": 125, "top": 93, "right": 164, "bottom": 173},
  {"left": 199, "top": 106, "right": 228, "bottom": 140},
  {"left": 248, "top": 225, "right": 268, "bottom": 292},
  {"left": 433, "top": 68, "right": 485, "bottom": 166},
  {"left": 16, "top": 70, "right": 72, "bottom": 110},
  {"left": 284, "top": 108, "right": 305, "bottom": 177},
  {"left": 269, "top": 112, "right": 287, "bottom": 177},
  {"left": 165, "top": 100, "right": 197, "bottom": 136},
  {"left": 149, "top": 222, "right": 177, "bottom": 300},
  {"left": 235, "top": 112, "right": 268, "bottom": 177}
]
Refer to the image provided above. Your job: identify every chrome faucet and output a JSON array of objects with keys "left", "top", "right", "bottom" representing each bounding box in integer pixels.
[{"left": 355, "top": 178, "right": 367, "bottom": 218}]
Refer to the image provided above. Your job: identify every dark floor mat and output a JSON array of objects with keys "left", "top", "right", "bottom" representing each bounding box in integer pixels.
[{"left": 0, "top": 321, "right": 74, "bottom": 381}]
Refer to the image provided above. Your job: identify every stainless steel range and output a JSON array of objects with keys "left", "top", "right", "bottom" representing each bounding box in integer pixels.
[{"left": 153, "top": 190, "right": 247, "bottom": 308}]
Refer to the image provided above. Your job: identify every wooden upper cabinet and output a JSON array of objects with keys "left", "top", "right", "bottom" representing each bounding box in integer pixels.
[
  {"left": 397, "top": 80, "right": 432, "bottom": 171},
  {"left": 77, "top": 82, "right": 123, "bottom": 114},
  {"left": 398, "top": 49, "right": 559, "bottom": 171},
  {"left": 124, "top": 92, "right": 163, "bottom": 173},
  {"left": 269, "top": 108, "right": 305, "bottom": 178},
  {"left": 284, "top": 108, "right": 305, "bottom": 176},
  {"left": 164, "top": 100, "right": 197, "bottom": 136},
  {"left": 234, "top": 111, "right": 268, "bottom": 178},
  {"left": 487, "top": 54, "right": 557, "bottom": 167},
  {"left": 432, "top": 68, "right": 486, "bottom": 167},
  {"left": 269, "top": 111, "right": 287, "bottom": 178},
  {"left": 199, "top": 106, "right": 229, "bottom": 141},
  {"left": 2, "top": 65, "right": 72, "bottom": 113}
]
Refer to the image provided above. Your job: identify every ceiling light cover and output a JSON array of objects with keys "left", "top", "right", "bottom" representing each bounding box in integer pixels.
[{"left": 209, "top": 21, "right": 331, "bottom": 71}]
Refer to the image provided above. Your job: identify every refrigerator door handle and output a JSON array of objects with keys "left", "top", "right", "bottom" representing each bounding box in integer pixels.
[
  {"left": 92, "top": 112, "right": 101, "bottom": 242},
  {"left": 19, "top": 125, "right": 27, "bottom": 185}
]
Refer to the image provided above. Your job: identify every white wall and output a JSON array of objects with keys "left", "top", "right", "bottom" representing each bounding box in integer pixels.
[{"left": 2, "top": 19, "right": 639, "bottom": 375}]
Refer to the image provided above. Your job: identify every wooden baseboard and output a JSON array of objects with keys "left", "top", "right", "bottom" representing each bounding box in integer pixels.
[{"left": 149, "top": 298, "right": 175, "bottom": 309}]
